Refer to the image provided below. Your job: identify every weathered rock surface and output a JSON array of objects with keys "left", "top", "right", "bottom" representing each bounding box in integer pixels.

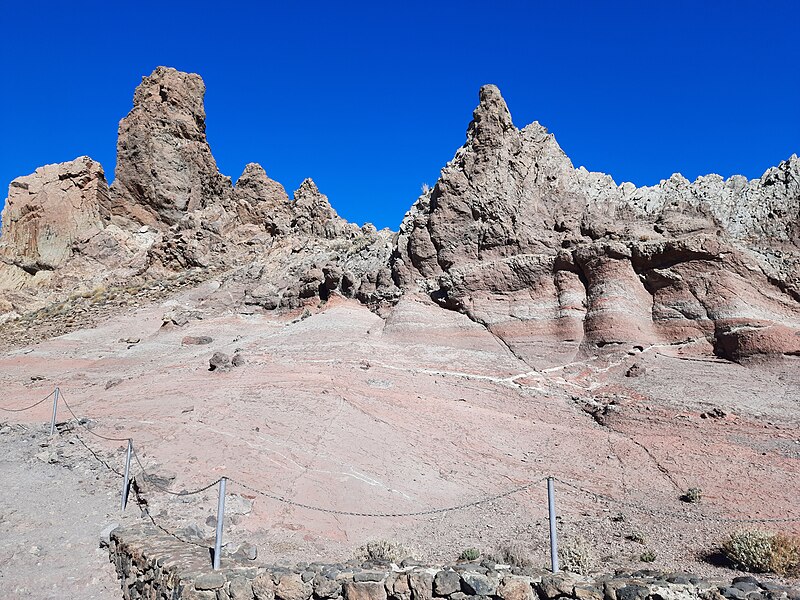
[
  {"left": 394, "top": 85, "right": 800, "bottom": 363},
  {"left": 1, "top": 70, "right": 798, "bottom": 362},
  {"left": 109, "top": 66, "right": 232, "bottom": 226}
]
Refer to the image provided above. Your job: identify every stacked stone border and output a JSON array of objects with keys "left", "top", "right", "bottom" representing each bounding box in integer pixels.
[{"left": 107, "top": 523, "right": 799, "bottom": 600}]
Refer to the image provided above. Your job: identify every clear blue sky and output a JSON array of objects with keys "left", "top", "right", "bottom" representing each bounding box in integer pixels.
[{"left": 1, "top": 1, "right": 798, "bottom": 230}]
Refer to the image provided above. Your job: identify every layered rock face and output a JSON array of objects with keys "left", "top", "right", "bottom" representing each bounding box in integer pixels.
[
  {"left": 1, "top": 70, "right": 797, "bottom": 361},
  {"left": 395, "top": 85, "right": 800, "bottom": 363}
]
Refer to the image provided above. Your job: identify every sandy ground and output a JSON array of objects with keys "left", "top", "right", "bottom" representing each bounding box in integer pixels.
[
  {"left": 0, "top": 423, "right": 130, "bottom": 599},
  {"left": 1, "top": 281, "right": 798, "bottom": 592}
]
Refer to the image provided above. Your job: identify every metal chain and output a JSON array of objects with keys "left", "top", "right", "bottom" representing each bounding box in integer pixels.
[
  {"left": 70, "top": 431, "right": 125, "bottom": 477},
  {"left": 58, "top": 392, "right": 131, "bottom": 443},
  {"left": 553, "top": 477, "right": 800, "bottom": 524},
  {"left": 131, "top": 445, "right": 222, "bottom": 497},
  {"left": 0, "top": 389, "right": 55, "bottom": 412},
  {"left": 228, "top": 476, "right": 548, "bottom": 518},
  {"left": 12, "top": 386, "right": 800, "bottom": 526}
]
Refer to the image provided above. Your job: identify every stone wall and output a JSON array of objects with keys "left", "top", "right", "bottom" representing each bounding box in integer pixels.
[{"left": 106, "top": 524, "right": 798, "bottom": 600}]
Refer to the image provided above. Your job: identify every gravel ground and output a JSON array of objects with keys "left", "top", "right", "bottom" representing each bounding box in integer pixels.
[{"left": 0, "top": 422, "right": 129, "bottom": 600}]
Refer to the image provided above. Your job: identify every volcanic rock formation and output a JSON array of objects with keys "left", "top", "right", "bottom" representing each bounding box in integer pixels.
[
  {"left": 1, "top": 69, "right": 798, "bottom": 361},
  {"left": 395, "top": 85, "right": 800, "bottom": 363}
]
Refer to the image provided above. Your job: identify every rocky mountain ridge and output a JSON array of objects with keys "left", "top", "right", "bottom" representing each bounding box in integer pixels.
[{"left": 1, "top": 67, "right": 798, "bottom": 363}]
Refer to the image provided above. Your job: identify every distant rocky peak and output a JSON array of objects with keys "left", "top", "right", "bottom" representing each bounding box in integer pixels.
[
  {"left": 294, "top": 179, "right": 332, "bottom": 213},
  {"left": 466, "top": 84, "right": 515, "bottom": 146},
  {"left": 110, "top": 66, "right": 229, "bottom": 227},
  {"left": 234, "top": 163, "right": 289, "bottom": 205},
  {"left": 131, "top": 66, "right": 207, "bottom": 127}
]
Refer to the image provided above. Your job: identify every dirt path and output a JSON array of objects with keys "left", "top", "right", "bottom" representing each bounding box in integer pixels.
[{"left": 0, "top": 423, "right": 125, "bottom": 600}]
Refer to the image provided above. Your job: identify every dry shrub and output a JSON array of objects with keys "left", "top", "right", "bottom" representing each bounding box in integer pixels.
[
  {"left": 723, "top": 530, "right": 800, "bottom": 576},
  {"left": 494, "top": 541, "right": 533, "bottom": 567},
  {"left": 354, "top": 540, "right": 413, "bottom": 563},
  {"left": 558, "top": 537, "right": 593, "bottom": 575},
  {"left": 770, "top": 534, "right": 800, "bottom": 578}
]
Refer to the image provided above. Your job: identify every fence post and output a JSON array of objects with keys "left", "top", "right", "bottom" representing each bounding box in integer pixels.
[
  {"left": 121, "top": 439, "right": 133, "bottom": 511},
  {"left": 213, "top": 477, "right": 227, "bottom": 570},
  {"left": 547, "top": 476, "right": 559, "bottom": 573},
  {"left": 49, "top": 387, "right": 60, "bottom": 436}
]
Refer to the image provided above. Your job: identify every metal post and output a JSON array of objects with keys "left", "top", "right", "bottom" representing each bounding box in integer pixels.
[
  {"left": 547, "top": 476, "right": 559, "bottom": 573},
  {"left": 49, "top": 388, "right": 60, "bottom": 436},
  {"left": 547, "top": 477, "right": 558, "bottom": 573},
  {"left": 121, "top": 439, "right": 133, "bottom": 511},
  {"left": 213, "top": 477, "right": 227, "bottom": 570}
]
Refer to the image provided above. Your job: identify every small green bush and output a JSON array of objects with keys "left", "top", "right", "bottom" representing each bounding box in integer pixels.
[
  {"left": 723, "top": 530, "right": 775, "bottom": 573},
  {"left": 722, "top": 530, "right": 800, "bottom": 577},
  {"left": 640, "top": 549, "right": 656, "bottom": 563},
  {"left": 459, "top": 547, "right": 480, "bottom": 561}
]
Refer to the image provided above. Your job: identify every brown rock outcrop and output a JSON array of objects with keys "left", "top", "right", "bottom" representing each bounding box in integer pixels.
[
  {"left": 1, "top": 70, "right": 797, "bottom": 363},
  {"left": 109, "top": 66, "right": 232, "bottom": 227},
  {"left": 395, "top": 85, "right": 800, "bottom": 363},
  {"left": 0, "top": 157, "right": 110, "bottom": 285}
]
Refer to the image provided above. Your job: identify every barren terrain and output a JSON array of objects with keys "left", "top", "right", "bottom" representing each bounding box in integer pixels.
[{"left": 2, "top": 281, "right": 798, "bottom": 597}]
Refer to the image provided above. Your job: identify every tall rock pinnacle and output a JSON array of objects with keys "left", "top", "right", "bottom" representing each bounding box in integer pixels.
[
  {"left": 466, "top": 84, "right": 515, "bottom": 146},
  {"left": 110, "top": 66, "right": 231, "bottom": 226}
]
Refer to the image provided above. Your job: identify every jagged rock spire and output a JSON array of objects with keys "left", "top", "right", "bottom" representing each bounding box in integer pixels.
[
  {"left": 110, "top": 66, "right": 231, "bottom": 226},
  {"left": 466, "top": 84, "right": 515, "bottom": 146}
]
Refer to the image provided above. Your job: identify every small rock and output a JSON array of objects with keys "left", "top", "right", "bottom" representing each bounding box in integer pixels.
[
  {"left": 99, "top": 522, "right": 120, "bottom": 547},
  {"left": 182, "top": 335, "right": 213, "bottom": 345},
  {"left": 354, "top": 572, "right": 384, "bottom": 583},
  {"left": 720, "top": 587, "right": 748, "bottom": 600},
  {"left": 625, "top": 363, "right": 645, "bottom": 377},
  {"left": 313, "top": 574, "right": 341, "bottom": 599},
  {"left": 232, "top": 352, "right": 246, "bottom": 367},
  {"left": 343, "top": 581, "right": 387, "bottom": 600},
  {"left": 497, "top": 576, "right": 535, "bottom": 600},
  {"left": 104, "top": 378, "right": 123, "bottom": 390},
  {"left": 252, "top": 573, "right": 275, "bottom": 600},
  {"left": 276, "top": 573, "right": 313, "bottom": 600},
  {"left": 700, "top": 407, "right": 727, "bottom": 420},
  {"left": 230, "top": 576, "right": 254, "bottom": 600},
  {"left": 433, "top": 570, "right": 461, "bottom": 596},
  {"left": 209, "top": 352, "right": 232, "bottom": 372},
  {"left": 194, "top": 572, "right": 226, "bottom": 591},
  {"left": 461, "top": 572, "right": 496, "bottom": 596}
]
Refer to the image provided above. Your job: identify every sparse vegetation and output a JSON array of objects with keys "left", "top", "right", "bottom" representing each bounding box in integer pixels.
[
  {"left": 640, "top": 549, "right": 656, "bottom": 563},
  {"left": 681, "top": 487, "right": 702, "bottom": 503},
  {"left": 722, "top": 530, "right": 800, "bottom": 576},
  {"left": 558, "top": 537, "right": 593, "bottom": 575},
  {"left": 492, "top": 542, "right": 532, "bottom": 567},
  {"left": 459, "top": 547, "right": 480, "bottom": 561},
  {"left": 354, "top": 540, "right": 413, "bottom": 563}
]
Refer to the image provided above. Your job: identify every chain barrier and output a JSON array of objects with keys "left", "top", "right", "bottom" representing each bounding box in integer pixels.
[
  {"left": 229, "top": 476, "right": 548, "bottom": 518},
  {"left": 0, "top": 389, "right": 55, "bottom": 413},
  {"left": 131, "top": 445, "right": 223, "bottom": 497},
  {"left": 5, "top": 385, "right": 800, "bottom": 547},
  {"left": 553, "top": 477, "right": 800, "bottom": 524},
  {"left": 70, "top": 431, "right": 126, "bottom": 477},
  {"left": 58, "top": 391, "right": 132, "bottom": 443}
]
